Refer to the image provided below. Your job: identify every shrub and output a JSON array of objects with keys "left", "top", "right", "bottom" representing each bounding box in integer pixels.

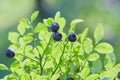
[{"left": 0, "top": 11, "right": 120, "bottom": 80}]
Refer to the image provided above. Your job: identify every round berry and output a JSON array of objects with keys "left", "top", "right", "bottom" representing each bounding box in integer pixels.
[
  {"left": 6, "top": 48, "right": 15, "bottom": 58},
  {"left": 118, "top": 71, "right": 120, "bottom": 78},
  {"left": 67, "top": 77, "right": 74, "bottom": 80},
  {"left": 68, "top": 33, "right": 77, "bottom": 42},
  {"left": 50, "top": 23, "right": 59, "bottom": 32},
  {"left": 53, "top": 32, "right": 62, "bottom": 41}
]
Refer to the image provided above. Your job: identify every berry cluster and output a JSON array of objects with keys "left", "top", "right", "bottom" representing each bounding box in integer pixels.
[
  {"left": 50, "top": 23, "right": 77, "bottom": 42},
  {"left": 6, "top": 22, "right": 77, "bottom": 58},
  {"left": 50, "top": 22, "right": 62, "bottom": 41}
]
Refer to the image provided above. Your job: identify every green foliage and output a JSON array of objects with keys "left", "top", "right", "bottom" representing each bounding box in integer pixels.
[{"left": 1, "top": 11, "right": 119, "bottom": 80}]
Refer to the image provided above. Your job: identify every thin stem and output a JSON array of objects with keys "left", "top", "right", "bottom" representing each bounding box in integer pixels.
[
  {"left": 35, "top": 46, "right": 43, "bottom": 75},
  {"left": 19, "top": 54, "right": 39, "bottom": 64},
  {"left": 39, "top": 35, "right": 52, "bottom": 75},
  {"left": 30, "top": 23, "right": 43, "bottom": 75},
  {"left": 51, "top": 41, "right": 68, "bottom": 77},
  {"left": 41, "top": 35, "right": 52, "bottom": 59},
  {"left": 51, "top": 56, "right": 64, "bottom": 74}
]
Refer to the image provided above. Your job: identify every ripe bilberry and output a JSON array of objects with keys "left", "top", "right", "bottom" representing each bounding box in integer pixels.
[
  {"left": 68, "top": 33, "right": 77, "bottom": 42},
  {"left": 50, "top": 23, "right": 59, "bottom": 32},
  {"left": 53, "top": 32, "right": 62, "bottom": 41},
  {"left": 118, "top": 71, "right": 120, "bottom": 78},
  {"left": 6, "top": 48, "right": 15, "bottom": 58}
]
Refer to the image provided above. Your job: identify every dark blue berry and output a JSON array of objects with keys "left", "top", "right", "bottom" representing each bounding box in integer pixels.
[
  {"left": 67, "top": 77, "right": 74, "bottom": 80},
  {"left": 6, "top": 48, "right": 15, "bottom": 58},
  {"left": 50, "top": 23, "right": 59, "bottom": 32},
  {"left": 118, "top": 71, "right": 120, "bottom": 78},
  {"left": 53, "top": 32, "right": 62, "bottom": 41},
  {"left": 68, "top": 33, "right": 77, "bottom": 42}
]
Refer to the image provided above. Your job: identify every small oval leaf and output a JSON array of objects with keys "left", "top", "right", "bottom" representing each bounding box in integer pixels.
[
  {"left": 95, "top": 43, "right": 113, "bottom": 54},
  {"left": 69, "top": 19, "right": 84, "bottom": 33},
  {"left": 0, "top": 64, "right": 8, "bottom": 70},
  {"left": 80, "top": 67, "right": 90, "bottom": 79},
  {"left": 87, "top": 53, "right": 99, "bottom": 61},
  {"left": 83, "top": 38, "right": 93, "bottom": 54},
  {"left": 91, "top": 59, "right": 102, "bottom": 73},
  {"left": 81, "top": 28, "right": 88, "bottom": 43},
  {"left": 31, "top": 11, "right": 39, "bottom": 22},
  {"left": 94, "top": 24, "right": 104, "bottom": 43}
]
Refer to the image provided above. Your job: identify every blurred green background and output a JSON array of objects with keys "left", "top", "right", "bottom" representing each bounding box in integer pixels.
[{"left": 0, "top": 0, "right": 120, "bottom": 78}]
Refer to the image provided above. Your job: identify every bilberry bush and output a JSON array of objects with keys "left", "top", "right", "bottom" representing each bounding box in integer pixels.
[{"left": 0, "top": 11, "right": 120, "bottom": 80}]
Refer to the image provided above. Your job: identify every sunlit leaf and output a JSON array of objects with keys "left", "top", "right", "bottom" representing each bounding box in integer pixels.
[
  {"left": 43, "top": 18, "right": 54, "bottom": 27},
  {"left": 87, "top": 53, "right": 99, "bottom": 61},
  {"left": 80, "top": 67, "right": 90, "bottom": 79},
  {"left": 81, "top": 28, "right": 88, "bottom": 43},
  {"left": 83, "top": 38, "right": 93, "bottom": 54},
  {"left": 21, "top": 73, "right": 30, "bottom": 80},
  {"left": 57, "top": 17, "right": 66, "bottom": 31},
  {"left": 8, "top": 32, "right": 19, "bottom": 43},
  {"left": 31, "top": 11, "right": 39, "bottom": 22},
  {"left": 86, "top": 74, "right": 99, "bottom": 80},
  {"left": 69, "top": 19, "right": 84, "bottom": 33},
  {"left": 95, "top": 42, "right": 113, "bottom": 54},
  {"left": 55, "top": 11, "right": 60, "bottom": 22},
  {"left": 19, "top": 18, "right": 29, "bottom": 28},
  {"left": 0, "top": 64, "right": 8, "bottom": 70},
  {"left": 104, "top": 53, "right": 116, "bottom": 70},
  {"left": 17, "top": 24, "right": 25, "bottom": 35},
  {"left": 91, "top": 59, "right": 102, "bottom": 73},
  {"left": 94, "top": 24, "right": 104, "bottom": 43}
]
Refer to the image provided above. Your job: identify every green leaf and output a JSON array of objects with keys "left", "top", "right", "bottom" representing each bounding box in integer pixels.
[
  {"left": 25, "top": 45, "right": 33, "bottom": 52},
  {"left": 69, "top": 19, "right": 84, "bottom": 33},
  {"left": 91, "top": 59, "right": 102, "bottom": 73},
  {"left": 44, "top": 46, "right": 52, "bottom": 55},
  {"left": 100, "top": 68, "right": 117, "bottom": 79},
  {"left": 17, "top": 24, "right": 26, "bottom": 35},
  {"left": 83, "top": 38, "right": 93, "bottom": 54},
  {"left": 19, "top": 18, "right": 29, "bottom": 28},
  {"left": 31, "top": 11, "right": 39, "bottom": 22},
  {"left": 43, "top": 18, "right": 54, "bottom": 26},
  {"left": 10, "top": 61, "right": 21, "bottom": 73},
  {"left": 57, "top": 17, "right": 66, "bottom": 31},
  {"left": 55, "top": 11, "right": 60, "bottom": 22},
  {"left": 8, "top": 32, "right": 19, "bottom": 43},
  {"left": 2, "top": 74, "right": 16, "bottom": 80},
  {"left": 34, "top": 23, "right": 47, "bottom": 33},
  {"left": 81, "top": 28, "right": 88, "bottom": 43},
  {"left": 70, "top": 63, "right": 79, "bottom": 73},
  {"left": 87, "top": 53, "right": 99, "bottom": 61},
  {"left": 80, "top": 67, "right": 90, "bottom": 79},
  {"left": 86, "top": 74, "right": 99, "bottom": 80},
  {"left": 51, "top": 42, "right": 63, "bottom": 63},
  {"left": 78, "top": 55, "right": 85, "bottom": 61},
  {"left": 23, "top": 33, "right": 34, "bottom": 43},
  {"left": 21, "top": 73, "right": 30, "bottom": 80},
  {"left": 95, "top": 42, "right": 113, "bottom": 54},
  {"left": 38, "top": 31, "right": 51, "bottom": 42},
  {"left": 104, "top": 53, "right": 116, "bottom": 70},
  {"left": 0, "top": 64, "right": 8, "bottom": 70},
  {"left": 94, "top": 24, "right": 104, "bottom": 43},
  {"left": 114, "top": 63, "right": 120, "bottom": 71}
]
